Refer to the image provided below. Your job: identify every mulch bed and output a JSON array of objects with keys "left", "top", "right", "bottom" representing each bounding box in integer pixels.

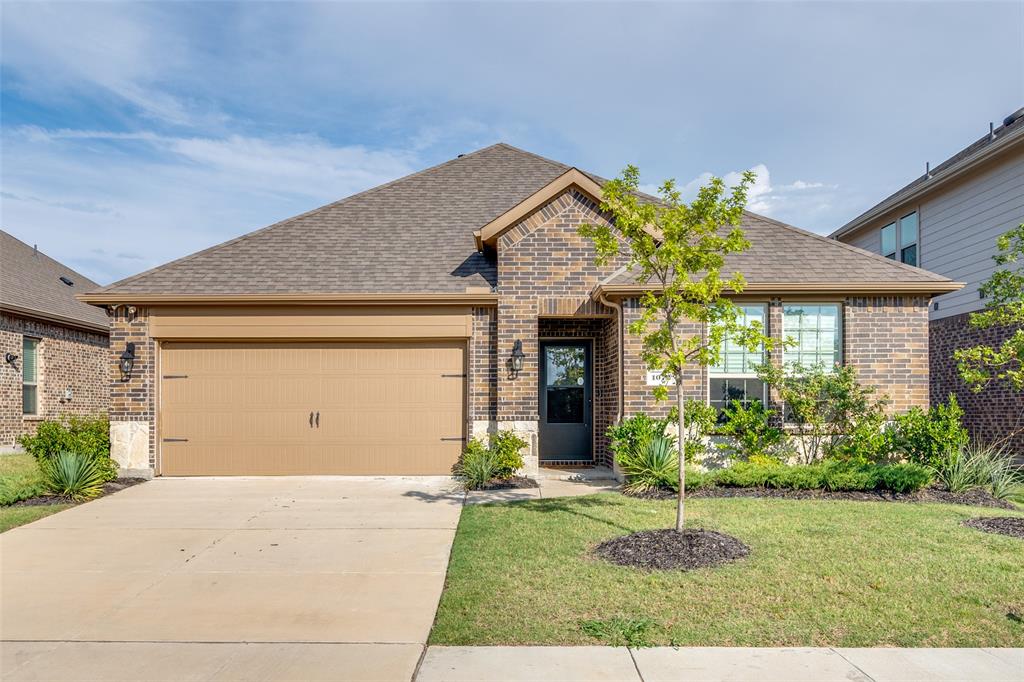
[
  {"left": 5, "top": 477, "right": 148, "bottom": 508},
  {"left": 625, "top": 485, "right": 1015, "bottom": 509},
  {"left": 475, "top": 475, "right": 539, "bottom": 490},
  {"left": 962, "top": 516, "right": 1024, "bottom": 539},
  {"left": 593, "top": 528, "right": 750, "bottom": 571}
]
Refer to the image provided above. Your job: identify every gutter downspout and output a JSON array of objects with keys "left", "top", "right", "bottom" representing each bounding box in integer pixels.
[{"left": 598, "top": 293, "right": 624, "bottom": 425}]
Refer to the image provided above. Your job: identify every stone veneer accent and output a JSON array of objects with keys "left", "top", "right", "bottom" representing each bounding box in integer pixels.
[
  {"left": 1, "top": 312, "right": 108, "bottom": 448},
  {"left": 930, "top": 311, "right": 1023, "bottom": 453},
  {"left": 108, "top": 307, "right": 157, "bottom": 473}
]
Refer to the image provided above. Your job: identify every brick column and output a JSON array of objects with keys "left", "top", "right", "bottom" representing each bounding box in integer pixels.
[{"left": 108, "top": 307, "right": 156, "bottom": 476}]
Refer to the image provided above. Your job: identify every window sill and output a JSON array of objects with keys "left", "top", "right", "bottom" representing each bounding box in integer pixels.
[{"left": 22, "top": 415, "right": 44, "bottom": 422}]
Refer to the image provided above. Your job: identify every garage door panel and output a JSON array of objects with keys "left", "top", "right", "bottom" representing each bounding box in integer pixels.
[{"left": 160, "top": 342, "right": 465, "bottom": 476}]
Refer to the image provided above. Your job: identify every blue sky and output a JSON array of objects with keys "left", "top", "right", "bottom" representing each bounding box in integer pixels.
[{"left": 2, "top": 1, "right": 1022, "bottom": 285}]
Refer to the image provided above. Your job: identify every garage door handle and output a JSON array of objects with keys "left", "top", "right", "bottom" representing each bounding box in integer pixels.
[
  {"left": 315, "top": 411, "right": 320, "bottom": 428},
  {"left": 309, "top": 411, "right": 314, "bottom": 428},
  {"left": 441, "top": 437, "right": 467, "bottom": 441}
]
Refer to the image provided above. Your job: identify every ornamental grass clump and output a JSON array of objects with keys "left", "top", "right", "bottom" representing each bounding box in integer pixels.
[{"left": 41, "top": 452, "right": 107, "bottom": 501}]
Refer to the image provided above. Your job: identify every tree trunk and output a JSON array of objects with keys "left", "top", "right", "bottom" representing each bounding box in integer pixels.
[{"left": 676, "top": 374, "right": 686, "bottom": 533}]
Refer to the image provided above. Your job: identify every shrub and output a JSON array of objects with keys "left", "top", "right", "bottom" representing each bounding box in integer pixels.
[
  {"left": 877, "top": 462, "right": 934, "bottom": 494},
  {"left": 490, "top": 430, "right": 528, "bottom": 479},
  {"left": 682, "top": 400, "right": 717, "bottom": 462},
  {"left": 717, "top": 400, "right": 789, "bottom": 462},
  {"left": 618, "top": 434, "right": 679, "bottom": 494},
  {"left": 41, "top": 452, "right": 107, "bottom": 501},
  {"left": 885, "top": 396, "right": 970, "bottom": 468},
  {"left": 18, "top": 415, "right": 116, "bottom": 481},
  {"left": 455, "top": 439, "right": 500, "bottom": 490},
  {"left": 708, "top": 461, "right": 932, "bottom": 493},
  {"left": 756, "top": 363, "right": 888, "bottom": 464},
  {"left": 827, "top": 413, "right": 891, "bottom": 465},
  {"left": 684, "top": 466, "right": 714, "bottom": 490},
  {"left": 607, "top": 413, "right": 669, "bottom": 462}
]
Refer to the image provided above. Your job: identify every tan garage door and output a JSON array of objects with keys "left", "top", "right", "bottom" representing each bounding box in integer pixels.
[{"left": 159, "top": 342, "right": 465, "bottom": 476}]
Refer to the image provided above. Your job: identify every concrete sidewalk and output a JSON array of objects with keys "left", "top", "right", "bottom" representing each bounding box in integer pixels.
[{"left": 416, "top": 646, "right": 1023, "bottom": 682}]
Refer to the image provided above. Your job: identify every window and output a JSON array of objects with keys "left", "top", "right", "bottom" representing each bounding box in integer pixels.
[
  {"left": 879, "top": 211, "right": 918, "bottom": 265},
  {"left": 899, "top": 212, "right": 918, "bottom": 266},
  {"left": 710, "top": 304, "right": 767, "bottom": 418},
  {"left": 22, "top": 337, "right": 39, "bottom": 415},
  {"left": 881, "top": 222, "right": 897, "bottom": 259},
  {"left": 782, "top": 304, "right": 841, "bottom": 369}
]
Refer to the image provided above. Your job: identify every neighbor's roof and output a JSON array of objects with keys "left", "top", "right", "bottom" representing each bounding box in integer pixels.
[
  {"left": 1, "top": 230, "right": 109, "bottom": 332},
  {"left": 85, "top": 143, "right": 960, "bottom": 302},
  {"left": 597, "top": 212, "right": 958, "bottom": 296},
  {"left": 831, "top": 106, "right": 1024, "bottom": 240}
]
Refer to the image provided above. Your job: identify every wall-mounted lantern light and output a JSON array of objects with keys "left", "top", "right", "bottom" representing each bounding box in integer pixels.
[
  {"left": 4, "top": 352, "right": 17, "bottom": 365},
  {"left": 119, "top": 342, "right": 136, "bottom": 382},
  {"left": 510, "top": 339, "right": 525, "bottom": 377}
]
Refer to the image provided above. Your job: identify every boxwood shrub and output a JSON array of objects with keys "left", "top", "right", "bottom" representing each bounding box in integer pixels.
[{"left": 702, "top": 461, "right": 933, "bottom": 494}]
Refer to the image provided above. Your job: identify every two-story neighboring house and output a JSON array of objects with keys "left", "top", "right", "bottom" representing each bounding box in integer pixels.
[{"left": 831, "top": 108, "right": 1024, "bottom": 453}]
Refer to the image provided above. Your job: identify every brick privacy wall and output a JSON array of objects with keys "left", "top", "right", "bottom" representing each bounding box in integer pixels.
[
  {"left": 843, "top": 296, "right": 930, "bottom": 414},
  {"left": 538, "top": 317, "right": 617, "bottom": 465},
  {"left": 108, "top": 307, "right": 157, "bottom": 466},
  {"left": 930, "top": 311, "right": 1024, "bottom": 453},
  {"left": 496, "top": 189, "right": 627, "bottom": 422},
  {"left": 469, "top": 306, "right": 497, "bottom": 421},
  {"left": 0, "top": 312, "right": 109, "bottom": 447}
]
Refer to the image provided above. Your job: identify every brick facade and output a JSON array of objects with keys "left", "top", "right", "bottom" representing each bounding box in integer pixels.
[
  {"left": 108, "top": 307, "right": 157, "bottom": 469},
  {"left": 0, "top": 312, "right": 109, "bottom": 448},
  {"left": 930, "top": 311, "right": 1024, "bottom": 453}
]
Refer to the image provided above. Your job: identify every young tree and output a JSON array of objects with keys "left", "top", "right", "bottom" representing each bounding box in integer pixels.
[
  {"left": 955, "top": 223, "right": 1024, "bottom": 392},
  {"left": 580, "top": 166, "right": 775, "bottom": 532}
]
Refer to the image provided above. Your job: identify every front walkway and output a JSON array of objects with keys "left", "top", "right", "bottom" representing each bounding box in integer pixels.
[{"left": 416, "top": 646, "right": 1023, "bottom": 682}]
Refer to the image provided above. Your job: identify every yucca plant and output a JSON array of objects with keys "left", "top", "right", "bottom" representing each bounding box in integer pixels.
[
  {"left": 619, "top": 434, "right": 679, "bottom": 494},
  {"left": 455, "top": 439, "right": 500, "bottom": 490},
  {"left": 42, "top": 452, "right": 107, "bottom": 501}
]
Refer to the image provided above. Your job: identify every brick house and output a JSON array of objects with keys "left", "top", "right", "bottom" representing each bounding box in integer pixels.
[
  {"left": 1, "top": 230, "right": 110, "bottom": 450},
  {"left": 80, "top": 144, "right": 959, "bottom": 477},
  {"left": 831, "top": 108, "right": 1024, "bottom": 453}
]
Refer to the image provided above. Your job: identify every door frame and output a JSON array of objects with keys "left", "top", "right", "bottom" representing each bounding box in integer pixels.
[{"left": 537, "top": 338, "right": 594, "bottom": 464}]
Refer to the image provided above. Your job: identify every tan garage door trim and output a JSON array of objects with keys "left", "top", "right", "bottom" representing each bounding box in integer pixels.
[
  {"left": 155, "top": 339, "right": 468, "bottom": 476},
  {"left": 149, "top": 305, "right": 473, "bottom": 340}
]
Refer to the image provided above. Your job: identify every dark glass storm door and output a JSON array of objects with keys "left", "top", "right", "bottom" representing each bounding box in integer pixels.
[{"left": 539, "top": 341, "right": 593, "bottom": 462}]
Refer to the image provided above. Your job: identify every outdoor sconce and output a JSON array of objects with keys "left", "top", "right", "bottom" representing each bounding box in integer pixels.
[
  {"left": 119, "top": 342, "right": 136, "bottom": 382},
  {"left": 4, "top": 352, "right": 17, "bottom": 365},
  {"left": 510, "top": 339, "right": 525, "bottom": 377}
]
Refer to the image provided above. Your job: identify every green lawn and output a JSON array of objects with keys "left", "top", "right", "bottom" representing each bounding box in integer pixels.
[
  {"left": 431, "top": 493, "right": 1024, "bottom": 647},
  {"left": 0, "top": 453, "right": 67, "bottom": 532}
]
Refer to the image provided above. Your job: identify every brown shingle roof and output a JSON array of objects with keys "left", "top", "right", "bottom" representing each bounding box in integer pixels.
[
  {"left": 89, "top": 143, "right": 956, "bottom": 300},
  {"left": 93, "top": 144, "right": 574, "bottom": 296},
  {"left": 602, "top": 211, "right": 952, "bottom": 288},
  {"left": 1, "top": 230, "right": 109, "bottom": 331}
]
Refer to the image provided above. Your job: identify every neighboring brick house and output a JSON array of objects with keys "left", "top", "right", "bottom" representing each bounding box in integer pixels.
[
  {"left": 1, "top": 230, "right": 110, "bottom": 450},
  {"left": 80, "top": 144, "right": 959, "bottom": 477},
  {"left": 832, "top": 107, "right": 1024, "bottom": 453}
]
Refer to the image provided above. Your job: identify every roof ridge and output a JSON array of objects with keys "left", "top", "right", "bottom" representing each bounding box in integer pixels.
[
  {"left": 744, "top": 211, "right": 949, "bottom": 282},
  {"left": 490, "top": 142, "right": 571, "bottom": 172},
  {"left": 1, "top": 229, "right": 101, "bottom": 288},
  {"left": 91, "top": 144, "right": 513, "bottom": 294}
]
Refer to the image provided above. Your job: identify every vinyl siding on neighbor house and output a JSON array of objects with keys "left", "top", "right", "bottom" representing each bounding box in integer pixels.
[{"left": 844, "top": 151, "right": 1024, "bottom": 320}]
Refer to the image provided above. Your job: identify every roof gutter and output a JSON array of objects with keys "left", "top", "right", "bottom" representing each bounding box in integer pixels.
[
  {"left": 78, "top": 292, "right": 500, "bottom": 307},
  {"left": 831, "top": 125, "right": 1024, "bottom": 240},
  {"left": 593, "top": 280, "right": 965, "bottom": 299},
  {"left": 0, "top": 304, "right": 109, "bottom": 334}
]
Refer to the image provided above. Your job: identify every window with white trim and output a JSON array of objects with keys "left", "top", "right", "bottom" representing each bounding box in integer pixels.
[
  {"left": 22, "top": 337, "right": 39, "bottom": 415},
  {"left": 880, "top": 211, "right": 918, "bottom": 266},
  {"left": 782, "top": 304, "right": 841, "bottom": 369},
  {"left": 709, "top": 304, "right": 767, "bottom": 418}
]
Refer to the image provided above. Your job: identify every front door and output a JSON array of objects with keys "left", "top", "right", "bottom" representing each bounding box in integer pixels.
[{"left": 539, "top": 341, "right": 592, "bottom": 462}]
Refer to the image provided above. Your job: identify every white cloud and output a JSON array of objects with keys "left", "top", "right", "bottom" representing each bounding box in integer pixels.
[{"left": 1, "top": 127, "right": 420, "bottom": 284}]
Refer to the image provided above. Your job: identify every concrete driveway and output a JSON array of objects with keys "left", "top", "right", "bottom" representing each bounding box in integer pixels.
[{"left": 0, "top": 476, "right": 464, "bottom": 681}]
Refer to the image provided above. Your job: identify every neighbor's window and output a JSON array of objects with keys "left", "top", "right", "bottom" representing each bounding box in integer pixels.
[
  {"left": 899, "top": 212, "right": 918, "bottom": 266},
  {"left": 881, "top": 222, "right": 897, "bottom": 259},
  {"left": 782, "top": 304, "right": 841, "bottom": 369},
  {"left": 22, "top": 337, "right": 39, "bottom": 415},
  {"left": 879, "top": 211, "right": 918, "bottom": 265},
  {"left": 710, "top": 304, "right": 767, "bottom": 418}
]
